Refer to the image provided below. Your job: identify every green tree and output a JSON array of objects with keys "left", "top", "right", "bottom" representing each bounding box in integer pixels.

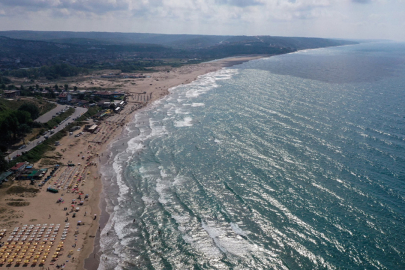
[
  {"left": 15, "top": 110, "right": 32, "bottom": 124},
  {"left": 3, "top": 112, "right": 18, "bottom": 139},
  {"left": 54, "top": 84, "right": 59, "bottom": 91},
  {"left": 35, "top": 84, "right": 39, "bottom": 90},
  {"left": 64, "top": 84, "right": 69, "bottom": 91},
  {"left": 74, "top": 86, "right": 78, "bottom": 91},
  {"left": 18, "top": 103, "right": 40, "bottom": 119},
  {"left": 18, "top": 123, "right": 32, "bottom": 136}
]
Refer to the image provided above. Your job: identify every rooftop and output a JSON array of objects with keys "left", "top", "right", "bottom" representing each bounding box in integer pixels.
[{"left": 10, "top": 162, "right": 26, "bottom": 171}]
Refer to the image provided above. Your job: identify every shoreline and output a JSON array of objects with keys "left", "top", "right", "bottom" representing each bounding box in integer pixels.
[
  {"left": 84, "top": 55, "right": 265, "bottom": 269},
  {"left": 0, "top": 55, "right": 265, "bottom": 270}
]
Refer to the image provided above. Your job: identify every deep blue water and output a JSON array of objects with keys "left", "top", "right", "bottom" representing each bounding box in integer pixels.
[{"left": 99, "top": 42, "right": 405, "bottom": 270}]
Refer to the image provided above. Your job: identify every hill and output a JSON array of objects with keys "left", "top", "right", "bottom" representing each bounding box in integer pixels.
[{"left": 0, "top": 31, "right": 358, "bottom": 73}]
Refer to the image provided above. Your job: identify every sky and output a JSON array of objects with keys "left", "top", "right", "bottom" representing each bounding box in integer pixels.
[{"left": 0, "top": 0, "right": 404, "bottom": 41}]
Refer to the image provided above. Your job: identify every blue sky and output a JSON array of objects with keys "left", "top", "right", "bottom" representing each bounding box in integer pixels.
[{"left": 0, "top": 0, "right": 404, "bottom": 41}]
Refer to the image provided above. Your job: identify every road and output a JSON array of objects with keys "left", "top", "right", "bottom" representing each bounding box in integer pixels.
[
  {"left": 35, "top": 103, "right": 69, "bottom": 123},
  {"left": 7, "top": 107, "right": 88, "bottom": 161}
]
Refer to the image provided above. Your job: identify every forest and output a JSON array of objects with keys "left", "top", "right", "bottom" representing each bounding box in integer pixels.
[{"left": 0, "top": 102, "right": 40, "bottom": 151}]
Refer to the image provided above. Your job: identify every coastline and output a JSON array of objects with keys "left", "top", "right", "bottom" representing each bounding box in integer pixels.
[
  {"left": 0, "top": 55, "right": 265, "bottom": 270},
  {"left": 82, "top": 55, "right": 265, "bottom": 270}
]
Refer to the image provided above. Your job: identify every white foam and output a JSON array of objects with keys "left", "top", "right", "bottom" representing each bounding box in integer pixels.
[
  {"left": 156, "top": 179, "right": 171, "bottom": 204},
  {"left": 159, "top": 166, "right": 169, "bottom": 178},
  {"left": 175, "top": 107, "right": 190, "bottom": 114},
  {"left": 141, "top": 196, "right": 155, "bottom": 205},
  {"left": 311, "top": 182, "right": 343, "bottom": 201},
  {"left": 172, "top": 175, "right": 188, "bottom": 186},
  {"left": 192, "top": 103, "right": 205, "bottom": 107},
  {"left": 172, "top": 214, "right": 190, "bottom": 224},
  {"left": 166, "top": 68, "right": 239, "bottom": 99},
  {"left": 114, "top": 218, "right": 129, "bottom": 240},
  {"left": 112, "top": 161, "right": 129, "bottom": 204},
  {"left": 230, "top": 222, "right": 248, "bottom": 237},
  {"left": 214, "top": 138, "right": 222, "bottom": 144},
  {"left": 174, "top": 117, "right": 193, "bottom": 127},
  {"left": 182, "top": 234, "right": 222, "bottom": 259},
  {"left": 202, "top": 221, "right": 249, "bottom": 256}
]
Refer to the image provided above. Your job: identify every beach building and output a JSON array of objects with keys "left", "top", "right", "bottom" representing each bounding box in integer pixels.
[
  {"left": 98, "top": 100, "right": 121, "bottom": 109},
  {"left": 77, "top": 100, "right": 89, "bottom": 107},
  {"left": 94, "top": 91, "right": 114, "bottom": 99},
  {"left": 58, "top": 92, "right": 72, "bottom": 103},
  {"left": 93, "top": 109, "right": 113, "bottom": 119},
  {"left": 0, "top": 171, "right": 13, "bottom": 185},
  {"left": 113, "top": 91, "right": 125, "bottom": 99},
  {"left": 3, "top": 90, "right": 21, "bottom": 99},
  {"left": 102, "top": 102, "right": 113, "bottom": 109},
  {"left": 87, "top": 125, "right": 98, "bottom": 133},
  {"left": 10, "top": 162, "right": 27, "bottom": 173},
  {"left": 16, "top": 168, "right": 47, "bottom": 180},
  {"left": 94, "top": 91, "right": 125, "bottom": 100}
]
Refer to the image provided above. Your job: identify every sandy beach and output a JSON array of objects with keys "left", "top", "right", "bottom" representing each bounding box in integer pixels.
[{"left": 0, "top": 56, "right": 264, "bottom": 269}]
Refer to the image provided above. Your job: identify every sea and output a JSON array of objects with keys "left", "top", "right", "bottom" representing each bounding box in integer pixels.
[{"left": 98, "top": 42, "right": 405, "bottom": 270}]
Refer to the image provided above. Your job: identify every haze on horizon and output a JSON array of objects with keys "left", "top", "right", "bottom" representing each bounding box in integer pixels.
[{"left": 0, "top": 0, "right": 404, "bottom": 41}]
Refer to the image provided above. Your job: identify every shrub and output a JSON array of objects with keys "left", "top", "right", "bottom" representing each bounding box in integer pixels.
[
  {"left": 7, "top": 186, "right": 39, "bottom": 194},
  {"left": 7, "top": 201, "right": 30, "bottom": 207}
]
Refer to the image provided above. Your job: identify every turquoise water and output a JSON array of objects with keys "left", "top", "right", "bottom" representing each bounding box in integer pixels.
[{"left": 100, "top": 42, "right": 405, "bottom": 270}]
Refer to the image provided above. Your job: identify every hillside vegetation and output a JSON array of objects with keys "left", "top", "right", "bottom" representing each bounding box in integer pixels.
[{"left": 0, "top": 32, "right": 357, "bottom": 74}]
